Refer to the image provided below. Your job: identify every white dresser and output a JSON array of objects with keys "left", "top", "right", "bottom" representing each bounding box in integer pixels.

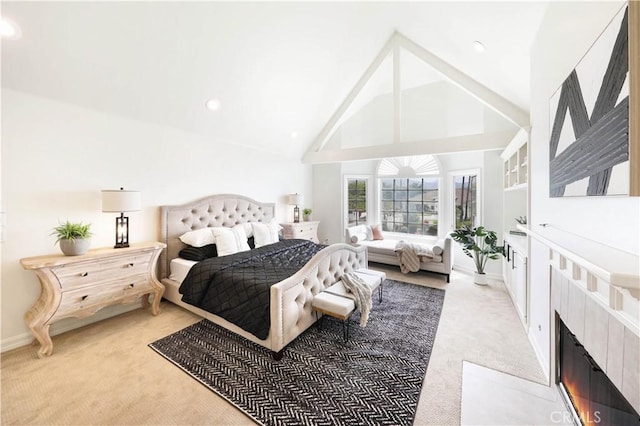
[{"left": 281, "top": 221, "right": 320, "bottom": 243}]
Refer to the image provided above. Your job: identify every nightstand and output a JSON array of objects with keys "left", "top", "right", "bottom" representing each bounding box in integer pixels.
[
  {"left": 20, "top": 241, "right": 166, "bottom": 358},
  {"left": 281, "top": 221, "right": 320, "bottom": 243}
]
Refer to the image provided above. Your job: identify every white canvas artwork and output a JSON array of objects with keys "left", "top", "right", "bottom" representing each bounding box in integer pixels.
[{"left": 548, "top": 4, "right": 629, "bottom": 197}]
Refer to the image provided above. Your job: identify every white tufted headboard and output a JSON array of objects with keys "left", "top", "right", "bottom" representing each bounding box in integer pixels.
[{"left": 159, "top": 194, "right": 275, "bottom": 279}]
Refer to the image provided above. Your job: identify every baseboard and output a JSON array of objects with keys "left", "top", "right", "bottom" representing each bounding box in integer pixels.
[
  {"left": 1, "top": 303, "right": 142, "bottom": 353},
  {"left": 528, "top": 328, "right": 551, "bottom": 386},
  {"left": 451, "top": 265, "right": 502, "bottom": 281}
]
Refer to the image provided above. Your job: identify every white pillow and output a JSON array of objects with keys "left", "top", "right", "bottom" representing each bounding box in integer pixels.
[
  {"left": 433, "top": 239, "right": 445, "bottom": 256},
  {"left": 179, "top": 228, "right": 215, "bottom": 248},
  {"left": 251, "top": 221, "right": 281, "bottom": 248},
  {"left": 350, "top": 230, "right": 369, "bottom": 244},
  {"left": 211, "top": 225, "right": 251, "bottom": 256},
  {"left": 365, "top": 225, "right": 374, "bottom": 241}
]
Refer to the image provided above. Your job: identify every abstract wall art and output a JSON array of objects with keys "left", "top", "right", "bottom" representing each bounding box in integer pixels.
[{"left": 549, "top": 4, "right": 635, "bottom": 197}]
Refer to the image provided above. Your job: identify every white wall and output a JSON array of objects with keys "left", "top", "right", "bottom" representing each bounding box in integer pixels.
[
  {"left": 1, "top": 89, "right": 312, "bottom": 350},
  {"left": 528, "top": 0, "right": 639, "bottom": 375}
]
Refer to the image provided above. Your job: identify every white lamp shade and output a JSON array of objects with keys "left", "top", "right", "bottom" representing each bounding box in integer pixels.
[
  {"left": 288, "top": 194, "right": 303, "bottom": 206},
  {"left": 102, "top": 190, "right": 141, "bottom": 212}
]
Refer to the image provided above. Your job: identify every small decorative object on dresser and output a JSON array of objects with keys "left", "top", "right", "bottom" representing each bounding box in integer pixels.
[
  {"left": 281, "top": 221, "right": 319, "bottom": 243},
  {"left": 51, "top": 220, "right": 92, "bottom": 256},
  {"left": 20, "top": 241, "right": 166, "bottom": 358},
  {"left": 302, "top": 208, "right": 312, "bottom": 221}
]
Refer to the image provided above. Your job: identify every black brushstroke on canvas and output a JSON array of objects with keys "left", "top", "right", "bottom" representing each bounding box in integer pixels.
[{"left": 549, "top": 7, "right": 629, "bottom": 197}]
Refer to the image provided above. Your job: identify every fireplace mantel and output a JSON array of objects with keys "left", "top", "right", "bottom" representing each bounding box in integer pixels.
[
  {"left": 520, "top": 224, "right": 639, "bottom": 414},
  {"left": 520, "top": 224, "right": 639, "bottom": 334}
]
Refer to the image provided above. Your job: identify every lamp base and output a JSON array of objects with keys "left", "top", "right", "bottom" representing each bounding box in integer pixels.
[
  {"left": 114, "top": 214, "right": 130, "bottom": 249},
  {"left": 293, "top": 206, "right": 300, "bottom": 223}
]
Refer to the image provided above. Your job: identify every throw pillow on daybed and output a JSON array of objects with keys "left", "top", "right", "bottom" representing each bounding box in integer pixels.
[{"left": 371, "top": 224, "right": 384, "bottom": 240}]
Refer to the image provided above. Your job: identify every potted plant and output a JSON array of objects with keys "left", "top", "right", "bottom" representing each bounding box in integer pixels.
[
  {"left": 51, "top": 220, "right": 93, "bottom": 256},
  {"left": 303, "top": 208, "right": 312, "bottom": 221},
  {"left": 450, "top": 225, "right": 504, "bottom": 285}
]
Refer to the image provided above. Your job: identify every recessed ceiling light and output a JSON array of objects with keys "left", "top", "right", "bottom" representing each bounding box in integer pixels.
[
  {"left": 473, "top": 40, "right": 485, "bottom": 53},
  {"left": 205, "top": 99, "right": 221, "bottom": 111},
  {"left": 290, "top": 131, "right": 299, "bottom": 139},
  {"left": 0, "top": 17, "right": 22, "bottom": 40}
]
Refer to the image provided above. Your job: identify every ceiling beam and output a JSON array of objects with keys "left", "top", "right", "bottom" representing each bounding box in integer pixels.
[
  {"left": 303, "top": 130, "right": 517, "bottom": 164},
  {"left": 396, "top": 33, "right": 530, "bottom": 129}
]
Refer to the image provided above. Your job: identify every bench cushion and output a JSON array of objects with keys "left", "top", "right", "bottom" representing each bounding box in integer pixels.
[
  {"left": 312, "top": 292, "right": 355, "bottom": 320},
  {"left": 324, "top": 270, "right": 384, "bottom": 300}
]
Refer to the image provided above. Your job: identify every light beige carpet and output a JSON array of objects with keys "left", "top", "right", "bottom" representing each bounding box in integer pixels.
[{"left": 1, "top": 266, "right": 544, "bottom": 425}]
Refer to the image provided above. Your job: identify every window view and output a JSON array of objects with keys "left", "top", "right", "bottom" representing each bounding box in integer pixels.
[
  {"left": 453, "top": 174, "right": 477, "bottom": 229},
  {"left": 347, "top": 178, "right": 367, "bottom": 226},
  {"left": 380, "top": 178, "right": 439, "bottom": 236}
]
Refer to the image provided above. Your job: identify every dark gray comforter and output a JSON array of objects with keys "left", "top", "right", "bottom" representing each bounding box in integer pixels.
[{"left": 179, "top": 239, "right": 325, "bottom": 340}]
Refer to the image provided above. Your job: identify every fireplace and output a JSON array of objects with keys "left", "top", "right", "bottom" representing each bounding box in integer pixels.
[{"left": 557, "top": 316, "right": 639, "bottom": 425}]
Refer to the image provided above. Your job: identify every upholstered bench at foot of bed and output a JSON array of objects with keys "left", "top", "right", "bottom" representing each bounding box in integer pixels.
[
  {"left": 311, "top": 269, "right": 387, "bottom": 340},
  {"left": 324, "top": 269, "right": 386, "bottom": 303},
  {"left": 312, "top": 292, "right": 355, "bottom": 339}
]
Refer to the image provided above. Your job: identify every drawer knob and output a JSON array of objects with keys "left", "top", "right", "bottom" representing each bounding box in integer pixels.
[
  {"left": 128, "top": 283, "right": 135, "bottom": 288},
  {"left": 126, "top": 263, "right": 134, "bottom": 268},
  {"left": 81, "top": 295, "right": 88, "bottom": 301},
  {"left": 80, "top": 272, "right": 88, "bottom": 277}
]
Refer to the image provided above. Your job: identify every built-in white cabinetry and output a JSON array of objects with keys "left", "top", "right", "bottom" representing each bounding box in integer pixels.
[
  {"left": 502, "top": 129, "right": 528, "bottom": 190},
  {"left": 504, "top": 236, "right": 528, "bottom": 327},
  {"left": 501, "top": 129, "right": 529, "bottom": 329}
]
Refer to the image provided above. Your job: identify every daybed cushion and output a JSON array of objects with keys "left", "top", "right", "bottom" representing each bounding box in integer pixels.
[{"left": 359, "top": 239, "right": 443, "bottom": 262}]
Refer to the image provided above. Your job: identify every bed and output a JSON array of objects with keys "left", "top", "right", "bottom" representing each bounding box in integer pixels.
[{"left": 159, "top": 194, "right": 368, "bottom": 359}]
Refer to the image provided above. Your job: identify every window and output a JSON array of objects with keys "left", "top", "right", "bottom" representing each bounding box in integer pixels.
[
  {"left": 377, "top": 155, "right": 440, "bottom": 237},
  {"left": 346, "top": 178, "right": 368, "bottom": 226},
  {"left": 381, "top": 178, "right": 439, "bottom": 235},
  {"left": 453, "top": 173, "right": 479, "bottom": 229}
]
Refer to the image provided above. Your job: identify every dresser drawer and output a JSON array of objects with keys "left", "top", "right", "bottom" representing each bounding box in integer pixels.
[
  {"left": 56, "top": 274, "right": 152, "bottom": 316},
  {"left": 295, "top": 229, "right": 316, "bottom": 240},
  {"left": 52, "top": 252, "right": 152, "bottom": 290}
]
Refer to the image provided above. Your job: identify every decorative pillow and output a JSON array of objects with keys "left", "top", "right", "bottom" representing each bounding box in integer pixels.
[
  {"left": 179, "top": 244, "right": 218, "bottom": 261},
  {"left": 371, "top": 224, "right": 384, "bottom": 240},
  {"left": 251, "top": 220, "right": 281, "bottom": 248},
  {"left": 432, "top": 239, "right": 445, "bottom": 256},
  {"left": 179, "top": 227, "right": 215, "bottom": 248},
  {"left": 365, "top": 225, "right": 374, "bottom": 241},
  {"left": 211, "top": 225, "right": 251, "bottom": 256}
]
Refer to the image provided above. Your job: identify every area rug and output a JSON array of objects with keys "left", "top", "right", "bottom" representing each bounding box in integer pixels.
[{"left": 149, "top": 279, "right": 445, "bottom": 426}]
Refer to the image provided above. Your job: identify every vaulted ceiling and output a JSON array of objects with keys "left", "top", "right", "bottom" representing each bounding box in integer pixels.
[{"left": 1, "top": 1, "right": 548, "bottom": 160}]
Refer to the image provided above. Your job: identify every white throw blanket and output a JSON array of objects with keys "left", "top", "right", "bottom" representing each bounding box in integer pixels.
[
  {"left": 394, "top": 241, "right": 434, "bottom": 274},
  {"left": 341, "top": 272, "right": 373, "bottom": 326}
]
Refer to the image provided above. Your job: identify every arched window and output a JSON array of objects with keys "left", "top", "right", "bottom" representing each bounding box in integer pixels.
[{"left": 377, "top": 155, "right": 440, "bottom": 236}]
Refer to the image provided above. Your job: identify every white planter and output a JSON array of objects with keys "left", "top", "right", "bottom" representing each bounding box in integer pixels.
[
  {"left": 59, "top": 238, "right": 90, "bottom": 256},
  {"left": 474, "top": 272, "right": 489, "bottom": 286}
]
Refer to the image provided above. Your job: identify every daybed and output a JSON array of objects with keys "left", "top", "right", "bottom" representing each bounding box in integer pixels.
[
  {"left": 346, "top": 225, "right": 453, "bottom": 282},
  {"left": 159, "top": 194, "right": 370, "bottom": 359}
]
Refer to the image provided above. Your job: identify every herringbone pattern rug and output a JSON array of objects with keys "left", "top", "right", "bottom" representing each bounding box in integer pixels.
[{"left": 149, "top": 280, "right": 445, "bottom": 425}]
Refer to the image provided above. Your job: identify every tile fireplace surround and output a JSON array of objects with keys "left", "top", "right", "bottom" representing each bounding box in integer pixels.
[{"left": 524, "top": 225, "right": 640, "bottom": 415}]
